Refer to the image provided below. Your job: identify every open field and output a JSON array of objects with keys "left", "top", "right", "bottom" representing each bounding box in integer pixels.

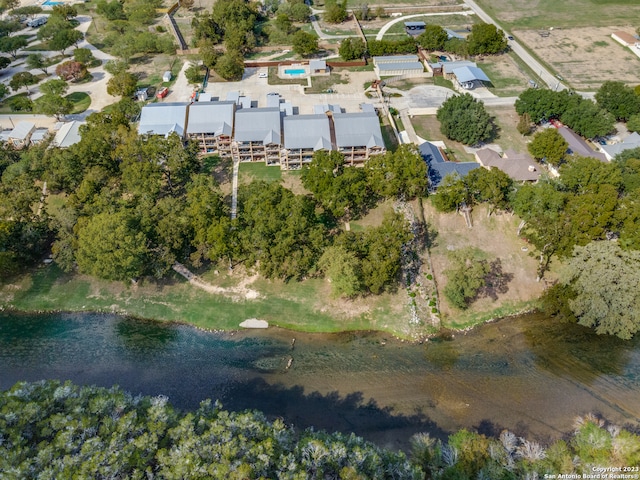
[
  {"left": 478, "top": 52, "right": 533, "bottom": 97},
  {"left": 474, "top": 0, "right": 640, "bottom": 30},
  {"left": 486, "top": 105, "right": 531, "bottom": 154},
  {"left": 423, "top": 202, "right": 545, "bottom": 328},
  {"left": 515, "top": 26, "right": 640, "bottom": 90}
]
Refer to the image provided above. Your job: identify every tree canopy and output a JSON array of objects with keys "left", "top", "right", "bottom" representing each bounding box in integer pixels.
[
  {"left": 527, "top": 128, "right": 568, "bottom": 166},
  {"left": 466, "top": 23, "right": 507, "bottom": 55},
  {"left": 595, "top": 80, "right": 640, "bottom": 122},
  {"left": 436, "top": 93, "right": 496, "bottom": 146}
]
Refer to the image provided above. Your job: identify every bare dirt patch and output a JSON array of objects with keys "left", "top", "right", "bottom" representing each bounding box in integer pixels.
[
  {"left": 515, "top": 27, "right": 640, "bottom": 90},
  {"left": 424, "top": 202, "right": 545, "bottom": 325}
]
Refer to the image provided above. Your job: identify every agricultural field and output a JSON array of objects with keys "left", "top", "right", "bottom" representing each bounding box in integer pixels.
[{"left": 515, "top": 27, "right": 640, "bottom": 90}]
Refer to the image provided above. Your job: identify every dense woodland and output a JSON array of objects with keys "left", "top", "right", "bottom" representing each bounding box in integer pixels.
[
  {"left": 2, "top": 380, "right": 640, "bottom": 479},
  {"left": 0, "top": 102, "right": 426, "bottom": 299}
]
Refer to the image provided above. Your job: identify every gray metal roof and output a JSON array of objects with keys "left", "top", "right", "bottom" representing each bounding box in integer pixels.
[
  {"left": 601, "top": 132, "right": 640, "bottom": 159},
  {"left": 280, "top": 102, "right": 293, "bottom": 116},
  {"left": 234, "top": 107, "right": 282, "bottom": 144},
  {"left": 138, "top": 103, "right": 188, "bottom": 136},
  {"left": 405, "top": 21, "right": 426, "bottom": 27},
  {"left": 309, "top": 59, "right": 326, "bottom": 70},
  {"left": 445, "top": 28, "right": 465, "bottom": 39},
  {"left": 30, "top": 129, "right": 49, "bottom": 143},
  {"left": 283, "top": 114, "right": 332, "bottom": 150},
  {"left": 360, "top": 103, "right": 375, "bottom": 113},
  {"left": 198, "top": 92, "right": 212, "bottom": 102},
  {"left": 9, "top": 121, "right": 35, "bottom": 140},
  {"left": 333, "top": 112, "right": 384, "bottom": 149},
  {"left": 376, "top": 61, "right": 424, "bottom": 72},
  {"left": 266, "top": 93, "right": 280, "bottom": 108},
  {"left": 53, "top": 121, "right": 84, "bottom": 148},
  {"left": 452, "top": 66, "right": 490, "bottom": 83},
  {"left": 187, "top": 101, "right": 235, "bottom": 136},
  {"left": 373, "top": 55, "right": 419, "bottom": 64},
  {"left": 442, "top": 60, "right": 476, "bottom": 74},
  {"left": 226, "top": 91, "right": 240, "bottom": 104},
  {"left": 313, "top": 104, "right": 341, "bottom": 114},
  {"left": 239, "top": 96, "right": 251, "bottom": 109}
]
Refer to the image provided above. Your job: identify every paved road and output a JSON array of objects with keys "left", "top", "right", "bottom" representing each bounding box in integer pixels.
[{"left": 463, "top": 0, "right": 566, "bottom": 91}]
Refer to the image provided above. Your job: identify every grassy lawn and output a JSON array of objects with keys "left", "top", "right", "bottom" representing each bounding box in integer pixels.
[
  {"left": 238, "top": 162, "right": 282, "bottom": 184},
  {"left": 0, "top": 262, "right": 414, "bottom": 336},
  {"left": 383, "top": 14, "right": 476, "bottom": 36},
  {"left": 487, "top": 106, "right": 530, "bottom": 154},
  {"left": 66, "top": 92, "right": 91, "bottom": 114},
  {"left": 306, "top": 73, "right": 349, "bottom": 94},
  {"left": 410, "top": 115, "right": 477, "bottom": 163}
]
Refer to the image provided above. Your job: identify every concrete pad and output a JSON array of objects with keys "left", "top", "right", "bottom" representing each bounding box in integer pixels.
[{"left": 240, "top": 319, "right": 269, "bottom": 329}]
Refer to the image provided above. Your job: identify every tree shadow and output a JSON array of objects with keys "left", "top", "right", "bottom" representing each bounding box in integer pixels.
[
  {"left": 478, "top": 258, "right": 513, "bottom": 301},
  {"left": 221, "top": 378, "right": 450, "bottom": 450}
]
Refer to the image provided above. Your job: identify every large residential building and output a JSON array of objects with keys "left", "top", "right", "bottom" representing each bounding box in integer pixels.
[
  {"left": 283, "top": 114, "right": 332, "bottom": 169},
  {"left": 232, "top": 107, "right": 282, "bottom": 165},
  {"left": 186, "top": 101, "right": 235, "bottom": 156},
  {"left": 475, "top": 148, "right": 540, "bottom": 182},
  {"left": 138, "top": 103, "right": 188, "bottom": 138},
  {"left": 333, "top": 112, "right": 386, "bottom": 165}
]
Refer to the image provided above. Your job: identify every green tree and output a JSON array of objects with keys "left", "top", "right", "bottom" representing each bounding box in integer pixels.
[
  {"left": 290, "top": 2, "right": 311, "bottom": 22},
  {"left": 9, "top": 71, "right": 37, "bottom": 94},
  {"left": 514, "top": 88, "right": 573, "bottom": 124},
  {"left": 51, "top": 3, "right": 77, "bottom": 21},
  {"left": 339, "top": 37, "right": 366, "bottom": 61},
  {"left": 34, "top": 93, "right": 73, "bottom": 119},
  {"left": 75, "top": 211, "right": 150, "bottom": 281},
  {"left": 436, "top": 93, "right": 496, "bottom": 145},
  {"left": 25, "top": 53, "right": 48, "bottom": 74},
  {"left": 0, "top": 82, "right": 8, "bottom": 101},
  {"left": 366, "top": 144, "right": 428, "bottom": 200},
  {"left": 0, "top": 35, "right": 26, "bottom": 59},
  {"left": 39, "top": 78, "right": 68, "bottom": 96},
  {"left": 516, "top": 112, "right": 532, "bottom": 135},
  {"left": 214, "top": 50, "right": 245, "bottom": 80},
  {"left": 49, "top": 28, "right": 84, "bottom": 54},
  {"left": 107, "top": 71, "right": 138, "bottom": 97},
  {"left": 8, "top": 95, "right": 33, "bottom": 111},
  {"left": 292, "top": 30, "right": 318, "bottom": 57},
  {"left": 431, "top": 173, "right": 469, "bottom": 212},
  {"left": 318, "top": 245, "right": 363, "bottom": 297},
  {"left": 628, "top": 113, "right": 640, "bottom": 134},
  {"left": 595, "top": 80, "right": 640, "bottom": 121},
  {"left": 561, "top": 241, "right": 640, "bottom": 339},
  {"left": 323, "top": 0, "right": 347, "bottom": 23},
  {"left": 443, "top": 247, "right": 490, "bottom": 309},
  {"left": 527, "top": 128, "right": 568, "bottom": 166},
  {"left": 466, "top": 167, "right": 513, "bottom": 215},
  {"left": 274, "top": 13, "right": 292, "bottom": 33},
  {"left": 184, "top": 63, "right": 203, "bottom": 86},
  {"left": 73, "top": 47, "right": 94, "bottom": 65},
  {"left": 417, "top": 25, "right": 448, "bottom": 51},
  {"left": 560, "top": 98, "right": 615, "bottom": 139},
  {"left": 466, "top": 23, "right": 507, "bottom": 55}
]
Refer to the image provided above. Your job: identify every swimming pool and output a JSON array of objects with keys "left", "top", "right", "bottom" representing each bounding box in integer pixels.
[
  {"left": 42, "top": 0, "right": 63, "bottom": 5},
  {"left": 284, "top": 69, "right": 306, "bottom": 75}
]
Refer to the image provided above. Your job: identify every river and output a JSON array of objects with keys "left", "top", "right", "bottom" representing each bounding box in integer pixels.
[{"left": 1, "top": 311, "right": 639, "bottom": 451}]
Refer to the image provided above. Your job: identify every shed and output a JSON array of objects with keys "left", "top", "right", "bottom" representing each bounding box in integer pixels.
[
  {"left": 162, "top": 71, "right": 172, "bottom": 82},
  {"left": 309, "top": 59, "right": 329, "bottom": 75},
  {"left": 8, "top": 121, "right": 35, "bottom": 148}
]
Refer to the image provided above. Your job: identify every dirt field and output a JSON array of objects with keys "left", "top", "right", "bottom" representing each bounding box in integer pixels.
[
  {"left": 514, "top": 27, "right": 640, "bottom": 90},
  {"left": 424, "top": 202, "right": 545, "bottom": 327}
]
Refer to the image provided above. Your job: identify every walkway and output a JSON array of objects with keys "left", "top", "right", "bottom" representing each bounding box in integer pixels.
[
  {"left": 375, "top": 11, "right": 473, "bottom": 41},
  {"left": 230, "top": 158, "right": 239, "bottom": 219}
]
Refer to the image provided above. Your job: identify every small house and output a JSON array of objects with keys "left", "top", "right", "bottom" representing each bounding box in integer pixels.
[
  {"left": 8, "top": 121, "right": 35, "bottom": 148},
  {"left": 309, "top": 59, "right": 329, "bottom": 75},
  {"left": 162, "top": 71, "right": 172, "bottom": 83},
  {"left": 52, "top": 121, "right": 84, "bottom": 148}
]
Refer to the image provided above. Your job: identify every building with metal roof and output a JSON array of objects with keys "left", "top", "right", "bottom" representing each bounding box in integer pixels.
[
  {"left": 452, "top": 65, "right": 491, "bottom": 89},
  {"left": 601, "top": 132, "right": 640, "bottom": 161},
  {"left": 375, "top": 61, "right": 424, "bottom": 78},
  {"left": 556, "top": 126, "right": 607, "bottom": 162},
  {"left": 186, "top": 101, "right": 236, "bottom": 156},
  {"left": 52, "top": 121, "right": 84, "bottom": 149},
  {"left": 405, "top": 21, "right": 426, "bottom": 36},
  {"left": 309, "top": 59, "right": 328, "bottom": 75},
  {"left": 8, "top": 121, "right": 35, "bottom": 148},
  {"left": 138, "top": 103, "right": 188, "bottom": 138},
  {"left": 420, "top": 141, "right": 480, "bottom": 188},
  {"left": 30, "top": 128, "right": 49, "bottom": 145},
  {"left": 313, "top": 104, "right": 341, "bottom": 114},
  {"left": 283, "top": 114, "right": 332, "bottom": 169},
  {"left": 266, "top": 93, "right": 281, "bottom": 109},
  {"left": 442, "top": 60, "right": 477, "bottom": 75},
  {"left": 333, "top": 112, "right": 385, "bottom": 165},
  {"left": 373, "top": 55, "right": 421, "bottom": 64},
  {"left": 233, "top": 107, "right": 282, "bottom": 165}
]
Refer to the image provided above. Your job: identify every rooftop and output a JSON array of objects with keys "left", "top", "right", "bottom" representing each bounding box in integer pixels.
[
  {"left": 419, "top": 141, "right": 480, "bottom": 187},
  {"left": 283, "top": 114, "right": 332, "bottom": 150},
  {"left": 186, "top": 101, "right": 235, "bottom": 136},
  {"left": 442, "top": 60, "right": 476, "bottom": 75},
  {"left": 476, "top": 148, "right": 540, "bottom": 182},
  {"left": 138, "top": 103, "right": 188, "bottom": 137},
  {"left": 452, "top": 66, "right": 490, "bottom": 83},
  {"left": 234, "top": 107, "right": 282, "bottom": 144},
  {"left": 333, "top": 112, "right": 384, "bottom": 149},
  {"left": 376, "top": 61, "right": 424, "bottom": 72},
  {"left": 9, "top": 121, "right": 35, "bottom": 140},
  {"left": 601, "top": 132, "right": 640, "bottom": 160},
  {"left": 52, "top": 121, "right": 84, "bottom": 148},
  {"left": 556, "top": 126, "right": 607, "bottom": 162},
  {"left": 373, "top": 55, "right": 420, "bottom": 64}
]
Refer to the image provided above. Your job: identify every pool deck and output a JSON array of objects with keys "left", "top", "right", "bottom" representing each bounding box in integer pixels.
[{"left": 278, "top": 64, "right": 310, "bottom": 79}]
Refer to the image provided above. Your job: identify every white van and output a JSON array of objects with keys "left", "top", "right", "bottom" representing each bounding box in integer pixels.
[{"left": 27, "top": 17, "right": 48, "bottom": 28}]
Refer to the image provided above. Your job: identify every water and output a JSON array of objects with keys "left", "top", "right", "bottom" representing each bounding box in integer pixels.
[
  {"left": 284, "top": 69, "right": 306, "bottom": 75},
  {"left": 1, "top": 311, "right": 639, "bottom": 450}
]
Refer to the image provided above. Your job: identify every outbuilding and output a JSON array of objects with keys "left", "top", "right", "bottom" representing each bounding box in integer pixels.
[{"left": 162, "top": 71, "right": 172, "bottom": 83}]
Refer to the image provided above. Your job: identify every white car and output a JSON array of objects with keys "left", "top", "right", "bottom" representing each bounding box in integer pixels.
[{"left": 258, "top": 72, "right": 267, "bottom": 78}]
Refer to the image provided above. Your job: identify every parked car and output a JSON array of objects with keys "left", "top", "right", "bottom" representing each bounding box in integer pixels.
[
  {"left": 27, "top": 17, "right": 47, "bottom": 28},
  {"left": 258, "top": 72, "right": 267, "bottom": 78},
  {"left": 507, "top": 35, "right": 514, "bottom": 40},
  {"left": 156, "top": 87, "right": 169, "bottom": 99}
]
